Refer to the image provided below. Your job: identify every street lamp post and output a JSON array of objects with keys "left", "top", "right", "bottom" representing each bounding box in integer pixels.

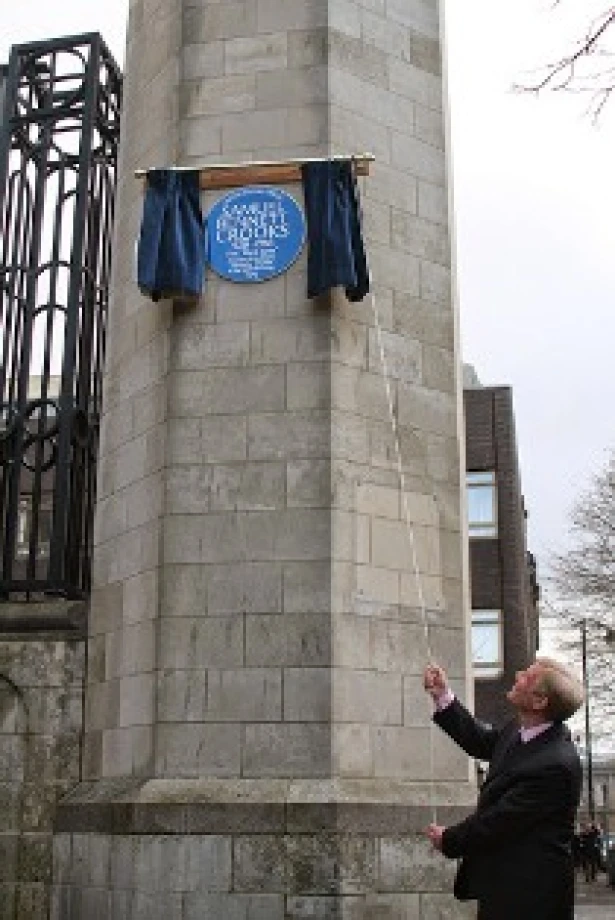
[{"left": 581, "top": 619, "right": 595, "bottom": 823}]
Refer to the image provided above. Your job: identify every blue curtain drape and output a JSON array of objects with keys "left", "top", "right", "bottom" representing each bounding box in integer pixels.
[
  {"left": 301, "top": 160, "right": 370, "bottom": 302},
  {"left": 137, "top": 169, "right": 206, "bottom": 301}
]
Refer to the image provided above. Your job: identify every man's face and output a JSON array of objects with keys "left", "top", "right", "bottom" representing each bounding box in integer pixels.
[{"left": 506, "top": 662, "right": 548, "bottom": 714}]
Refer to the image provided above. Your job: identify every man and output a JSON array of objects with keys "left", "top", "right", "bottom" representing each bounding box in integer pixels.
[
  {"left": 424, "top": 658, "right": 584, "bottom": 920},
  {"left": 580, "top": 821, "right": 601, "bottom": 881}
]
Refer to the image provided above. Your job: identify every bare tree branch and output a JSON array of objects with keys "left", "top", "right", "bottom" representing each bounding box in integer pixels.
[
  {"left": 543, "top": 450, "right": 615, "bottom": 748},
  {"left": 514, "top": 6, "right": 615, "bottom": 119}
]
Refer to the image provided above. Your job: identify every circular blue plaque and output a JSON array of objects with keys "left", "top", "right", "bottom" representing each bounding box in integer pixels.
[{"left": 208, "top": 186, "right": 306, "bottom": 283}]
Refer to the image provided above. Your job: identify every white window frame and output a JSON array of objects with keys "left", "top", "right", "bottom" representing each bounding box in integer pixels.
[
  {"left": 466, "top": 470, "right": 498, "bottom": 538},
  {"left": 16, "top": 501, "right": 30, "bottom": 556},
  {"left": 16, "top": 499, "right": 52, "bottom": 559},
  {"left": 472, "top": 608, "right": 503, "bottom": 679}
]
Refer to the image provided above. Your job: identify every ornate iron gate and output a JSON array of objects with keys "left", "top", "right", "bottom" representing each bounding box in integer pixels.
[{"left": 0, "top": 34, "right": 122, "bottom": 598}]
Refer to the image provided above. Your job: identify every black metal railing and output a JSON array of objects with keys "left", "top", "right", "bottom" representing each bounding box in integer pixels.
[{"left": 0, "top": 34, "right": 122, "bottom": 598}]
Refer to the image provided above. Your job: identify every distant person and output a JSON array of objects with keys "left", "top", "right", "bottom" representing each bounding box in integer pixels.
[
  {"left": 424, "top": 657, "right": 584, "bottom": 920},
  {"left": 580, "top": 821, "right": 601, "bottom": 882},
  {"left": 578, "top": 822, "right": 591, "bottom": 878},
  {"left": 572, "top": 826, "right": 582, "bottom": 870}
]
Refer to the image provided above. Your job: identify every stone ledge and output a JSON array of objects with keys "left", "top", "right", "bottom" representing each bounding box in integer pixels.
[
  {"left": 55, "top": 778, "right": 475, "bottom": 835},
  {"left": 0, "top": 600, "right": 87, "bottom": 636}
]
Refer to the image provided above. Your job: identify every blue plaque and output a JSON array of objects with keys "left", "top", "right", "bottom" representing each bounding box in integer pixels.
[{"left": 208, "top": 186, "right": 306, "bottom": 283}]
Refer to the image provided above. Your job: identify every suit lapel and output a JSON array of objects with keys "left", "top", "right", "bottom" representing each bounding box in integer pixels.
[
  {"left": 481, "top": 723, "right": 524, "bottom": 793},
  {"left": 481, "top": 722, "right": 565, "bottom": 792},
  {"left": 483, "top": 726, "right": 521, "bottom": 782}
]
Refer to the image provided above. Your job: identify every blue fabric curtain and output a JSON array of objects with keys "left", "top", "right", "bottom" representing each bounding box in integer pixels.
[
  {"left": 301, "top": 160, "right": 370, "bottom": 302},
  {"left": 137, "top": 169, "right": 206, "bottom": 301}
]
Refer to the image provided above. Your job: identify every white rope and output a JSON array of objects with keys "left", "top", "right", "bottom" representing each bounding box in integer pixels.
[
  {"left": 369, "top": 292, "right": 434, "bottom": 662},
  {"left": 369, "top": 290, "right": 438, "bottom": 824}
]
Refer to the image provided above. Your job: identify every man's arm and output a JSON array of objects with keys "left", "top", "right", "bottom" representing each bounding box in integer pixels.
[
  {"left": 424, "top": 665, "right": 500, "bottom": 762},
  {"left": 441, "top": 765, "right": 570, "bottom": 859},
  {"left": 434, "top": 698, "right": 500, "bottom": 762}
]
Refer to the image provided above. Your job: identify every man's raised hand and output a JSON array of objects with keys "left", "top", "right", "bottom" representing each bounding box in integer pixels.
[
  {"left": 423, "top": 664, "right": 448, "bottom": 700},
  {"left": 425, "top": 823, "right": 445, "bottom": 851}
]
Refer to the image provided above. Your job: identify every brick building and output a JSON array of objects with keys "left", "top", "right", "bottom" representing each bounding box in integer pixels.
[{"left": 464, "top": 377, "right": 540, "bottom": 727}]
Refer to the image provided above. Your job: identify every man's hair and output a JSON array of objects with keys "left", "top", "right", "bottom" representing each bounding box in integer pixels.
[{"left": 534, "top": 657, "right": 584, "bottom": 722}]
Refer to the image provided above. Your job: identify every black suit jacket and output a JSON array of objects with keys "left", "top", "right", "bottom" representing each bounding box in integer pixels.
[{"left": 434, "top": 699, "right": 582, "bottom": 920}]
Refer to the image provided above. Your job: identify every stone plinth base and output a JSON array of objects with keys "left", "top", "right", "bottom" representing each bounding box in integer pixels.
[
  {"left": 52, "top": 780, "right": 477, "bottom": 919},
  {"left": 0, "top": 602, "right": 85, "bottom": 920}
]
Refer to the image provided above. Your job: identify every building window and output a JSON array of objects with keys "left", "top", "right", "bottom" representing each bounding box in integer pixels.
[
  {"left": 467, "top": 471, "right": 497, "bottom": 537},
  {"left": 16, "top": 499, "right": 52, "bottom": 559},
  {"left": 472, "top": 609, "right": 503, "bottom": 678}
]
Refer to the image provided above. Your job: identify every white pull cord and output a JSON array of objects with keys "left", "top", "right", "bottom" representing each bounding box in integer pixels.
[
  {"left": 369, "top": 290, "right": 438, "bottom": 824},
  {"left": 370, "top": 292, "right": 433, "bottom": 659}
]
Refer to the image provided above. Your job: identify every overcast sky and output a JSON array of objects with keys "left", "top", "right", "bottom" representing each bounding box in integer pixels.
[
  {"left": 446, "top": 1, "right": 615, "bottom": 582},
  {"left": 2, "top": 1, "right": 614, "bottom": 581}
]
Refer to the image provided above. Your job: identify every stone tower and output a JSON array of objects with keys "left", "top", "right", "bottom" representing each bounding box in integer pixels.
[{"left": 52, "top": 0, "right": 476, "bottom": 916}]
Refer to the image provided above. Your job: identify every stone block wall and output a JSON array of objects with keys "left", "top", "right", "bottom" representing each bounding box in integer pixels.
[
  {"left": 0, "top": 605, "right": 85, "bottom": 920},
  {"left": 86, "top": 0, "right": 469, "bottom": 787},
  {"left": 52, "top": 0, "right": 477, "bottom": 917},
  {"left": 52, "top": 791, "right": 476, "bottom": 920},
  {"left": 326, "top": 0, "right": 468, "bottom": 776},
  {"left": 52, "top": 832, "right": 475, "bottom": 919}
]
